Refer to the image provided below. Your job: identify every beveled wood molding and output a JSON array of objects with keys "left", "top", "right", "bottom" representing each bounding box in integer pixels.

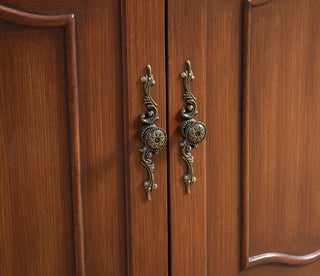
[
  {"left": 0, "top": 4, "right": 74, "bottom": 26},
  {"left": 248, "top": 0, "right": 273, "bottom": 7},
  {"left": 241, "top": 0, "right": 320, "bottom": 269},
  {"left": 248, "top": 251, "right": 320, "bottom": 267},
  {"left": 0, "top": 4, "right": 85, "bottom": 275}
]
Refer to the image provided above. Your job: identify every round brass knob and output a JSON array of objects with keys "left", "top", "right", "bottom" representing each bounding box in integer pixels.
[
  {"left": 140, "top": 125, "right": 167, "bottom": 153},
  {"left": 181, "top": 119, "right": 207, "bottom": 147}
]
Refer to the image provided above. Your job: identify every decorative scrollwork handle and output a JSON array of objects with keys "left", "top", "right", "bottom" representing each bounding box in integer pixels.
[
  {"left": 139, "top": 65, "right": 167, "bottom": 200},
  {"left": 180, "top": 60, "right": 207, "bottom": 194}
]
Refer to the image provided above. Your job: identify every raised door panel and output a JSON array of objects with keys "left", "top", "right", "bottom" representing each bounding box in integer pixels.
[
  {"left": 0, "top": 6, "right": 83, "bottom": 275},
  {"left": 242, "top": 0, "right": 320, "bottom": 269},
  {"left": 205, "top": 0, "right": 320, "bottom": 275}
]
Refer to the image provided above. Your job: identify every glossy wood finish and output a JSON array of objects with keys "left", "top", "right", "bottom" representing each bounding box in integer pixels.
[
  {"left": 167, "top": 1, "right": 207, "bottom": 275},
  {"left": 0, "top": 5, "right": 83, "bottom": 274},
  {"left": 121, "top": 0, "right": 168, "bottom": 275}
]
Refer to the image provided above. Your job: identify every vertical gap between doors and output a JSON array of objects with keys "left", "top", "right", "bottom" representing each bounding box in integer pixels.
[{"left": 165, "top": 0, "right": 171, "bottom": 275}]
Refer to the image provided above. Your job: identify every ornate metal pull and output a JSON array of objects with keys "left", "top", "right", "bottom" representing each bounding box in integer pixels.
[
  {"left": 180, "top": 60, "right": 207, "bottom": 194},
  {"left": 139, "top": 65, "right": 167, "bottom": 200}
]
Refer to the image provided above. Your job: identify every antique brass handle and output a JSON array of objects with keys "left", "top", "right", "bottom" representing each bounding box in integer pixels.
[
  {"left": 139, "top": 65, "right": 167, "bottom": 200},
  {"left": 180, "top": 60, "right": 207, "bottom": 194}
]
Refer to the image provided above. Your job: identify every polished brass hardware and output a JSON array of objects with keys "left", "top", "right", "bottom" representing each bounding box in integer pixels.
[
  {"left": 180, "top": 60, "right": 207, "bottom": 194},
  {"left": 139, "top": 65, "right": 167, "bottom": 200}
]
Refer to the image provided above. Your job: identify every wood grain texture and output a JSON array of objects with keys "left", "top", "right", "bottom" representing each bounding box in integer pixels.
[
  {"left": 3, "top": 1, "right": 320, "bottom": 275},
  {"left": 121, "top": 0, "right": 168, "bottom": 275},
  {"left": 0, "top": 6, "right": 83, "bottom": 275},
  {"left": 0, "top": 4, "right": 84, "bottom": 275},
  {"left": 205, "top": 0, "right": 320, "bottom": 275},
  {"left": 167, "top": 1, "right": 207, "bottom": 275},
  {"left": 242, "top": 0, "right": 252, "bottom": 269},
  {"left": 76, "top": 1, "right": 127, "bottom": 275},
  {"left": 0, "top": 1, "right": 128, "bottom": 275},
  {"left": 205, "top": 1, "right": 243, "bottom": 275},
  {"left": 242, "top": 0, "right": 320, "bottom": 269}
]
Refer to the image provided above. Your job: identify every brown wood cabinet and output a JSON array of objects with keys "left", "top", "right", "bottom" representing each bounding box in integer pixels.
[{"left": 1, "top": 0, "right": 320, "bottom": 275}]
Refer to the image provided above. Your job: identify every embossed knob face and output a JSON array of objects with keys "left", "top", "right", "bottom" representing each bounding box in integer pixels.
[
  {"left": 140, "top": 125, "right": 167, "bottom": 153},
  {"left": 145, "top": 128, "right": 167, "bottom": 152},
  {"left": 181, "top": 119, "right": 207, "bottom": 147},
  {"left": 186, "top": 122, "right": 206, "bottom": 146}
]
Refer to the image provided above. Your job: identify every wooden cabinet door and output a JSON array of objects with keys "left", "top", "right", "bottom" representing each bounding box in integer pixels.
[
  {"left": 3, "top": 0, "right": 320, "bottom": 275},
  {"left": 167, "top": 0, "right": 320, "bottom": 275},
  {"left": 0, "top": 0, "right": 167, "bottom": 275}
]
